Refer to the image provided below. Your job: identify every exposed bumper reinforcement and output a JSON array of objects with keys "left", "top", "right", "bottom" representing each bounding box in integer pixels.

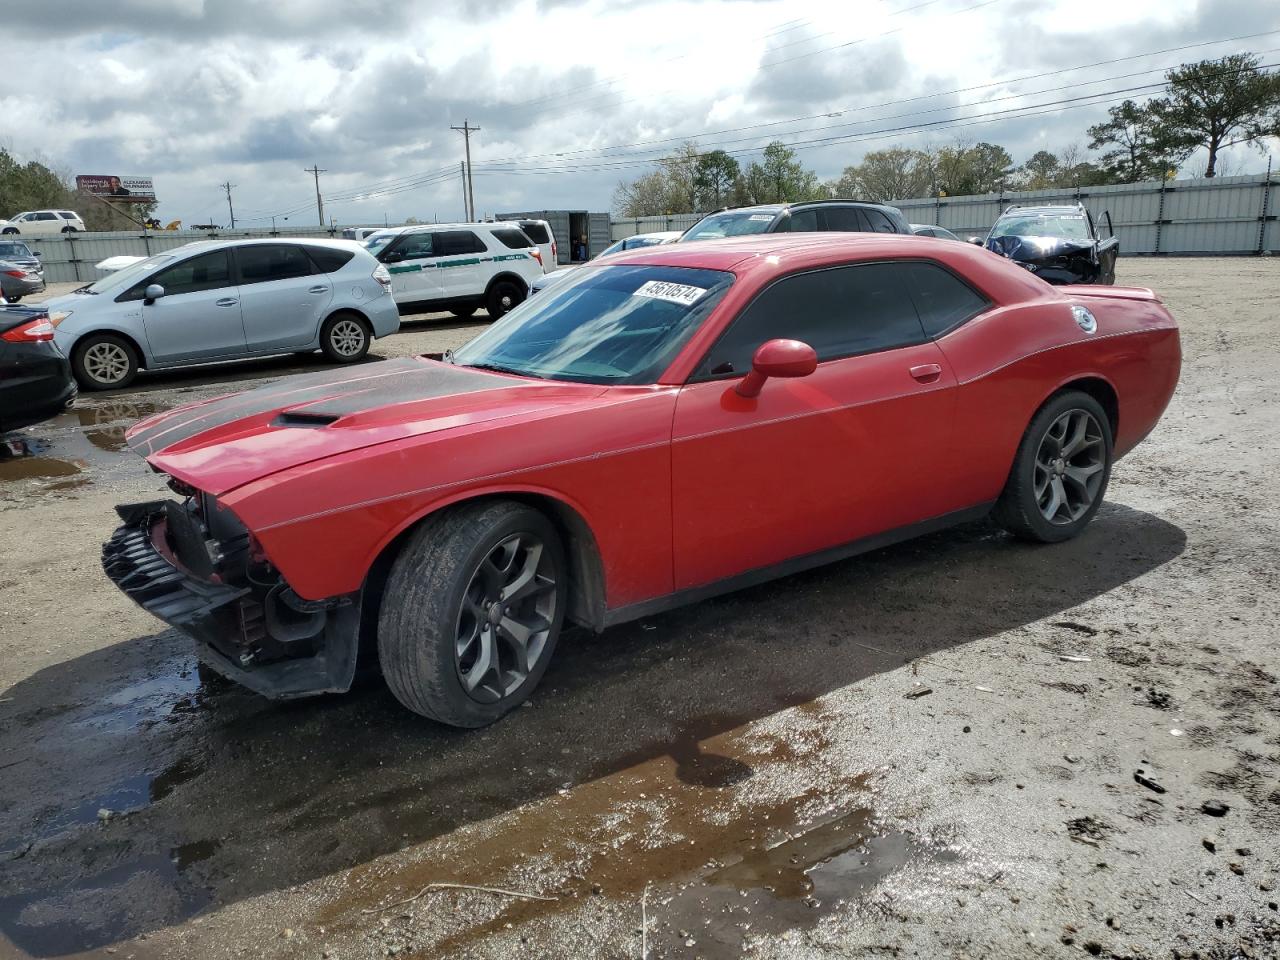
[{"left": 103, "top": 499, "right": 361, "bottom": 700}]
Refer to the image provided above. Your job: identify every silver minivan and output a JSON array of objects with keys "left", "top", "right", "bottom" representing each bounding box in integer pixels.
[{"left": 46, "top": 238, "right": 400, "bottom": 389}]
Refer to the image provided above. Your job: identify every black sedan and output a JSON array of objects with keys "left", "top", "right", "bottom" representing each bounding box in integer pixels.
[
  {"left": 0, "top": 239, "right": 46, "bottom": 301},
  {"left": 0, "top": 305, "right": 77, "bottom": 433},
  {"left": 979, "top": 203, "right": 1119, "bottom": 284}
]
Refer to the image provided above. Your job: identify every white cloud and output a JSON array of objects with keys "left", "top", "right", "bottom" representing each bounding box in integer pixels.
[{"left": 1, "top": 0, "right": 1277, "bottom": 226}]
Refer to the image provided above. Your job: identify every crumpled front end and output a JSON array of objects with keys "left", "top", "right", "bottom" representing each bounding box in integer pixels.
[
  {"left": 102, "top": 491, "right": 361, "bottom": 700},
  {"left": 986, "top": 235, "right": 1101, "bottom": 285}
]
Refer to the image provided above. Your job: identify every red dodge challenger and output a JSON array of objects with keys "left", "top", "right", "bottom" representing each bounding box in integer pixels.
[{"left": 105, "top": 234, "right": 1181, "bottom": 726}]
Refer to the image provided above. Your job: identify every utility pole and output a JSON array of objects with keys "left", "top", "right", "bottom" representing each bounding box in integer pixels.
[
  {"left": 222, "top": 181, "right": 236, "bottom": 229},
  {"left": 304, "top": 164, "right": 326, "bottom": 226},
  {"left": 451, "top": 119, "right": 479, "bottom": 221},
  {"left": 459, "top": 161, "right": 468, "bottom": 221}
]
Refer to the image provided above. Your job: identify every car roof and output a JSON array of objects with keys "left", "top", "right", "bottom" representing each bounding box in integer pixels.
[
  {"left": 602, "top": 232, "right": 949, "bottom": 274},
  {"left": 160, "top": 237, "right": 372, "bottom": 255}
]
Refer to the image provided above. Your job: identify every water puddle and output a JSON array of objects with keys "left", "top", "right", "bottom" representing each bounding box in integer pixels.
[
  {"left": 0, "top": 398, "right": 169, "bottom": 488},
  {"left": 0, "top": 853, "right": 213, "bottom": 957}
]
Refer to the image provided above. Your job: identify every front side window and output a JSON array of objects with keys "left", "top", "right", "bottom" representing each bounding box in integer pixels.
[
  {"left": 436, "top": 230, "right": 486, "bottom": 256},
  {"left": 126, "top": 250, "right": 232, "bottom": 299},
  {"left": 237, "top": 245, "right": 315, "bottom": 284},
  {"left": 391, "top": 233, "right": 436, "bottom": 259},
  {"left": 698, "top": 262, "right": 927, "bottom": 377},
  {"left": 453, "top": 265, "right": 734, "bottom": 385}
]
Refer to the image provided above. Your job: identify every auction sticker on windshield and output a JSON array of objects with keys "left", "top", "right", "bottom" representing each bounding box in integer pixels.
[{"left": 633, "top": 279, "right": 708, "bottom": 306}]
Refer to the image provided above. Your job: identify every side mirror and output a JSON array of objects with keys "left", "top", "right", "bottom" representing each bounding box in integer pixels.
[
  {"left": 144, "top": 283, "right": 165, "bottom": 303},
  {"left": 31, "top": 251, "right": 41, "bottom": 257},
  {"left": 967, "top": 236, "right": 984, "bottom": 246},
  {"left": 382, "top": 251, "right": 404, "bottom": 263},
  {"left": 735, "top": 338, "right": 817, "bottom": 398}
]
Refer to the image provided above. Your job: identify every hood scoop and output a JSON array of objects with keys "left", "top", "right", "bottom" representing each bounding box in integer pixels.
[{"left": 273, "top": 411, "right": 340, "bottom": 429}]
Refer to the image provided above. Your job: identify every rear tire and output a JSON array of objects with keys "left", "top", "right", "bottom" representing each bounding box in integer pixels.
[
  {"left": 450, "top": 305, "right": 478, "bottom": 319},
  {"left": 72, "top": 333, "right": 139, "bottom": 390},
  {"left": 6, "top": 294, "right": 20, "bottom": 303},
  {"left": 61, "top": 226, "right": 78, "bottom": 233},
  {"left": 485, "top": 279, "right": 524, "bottom": 319},
  {"left": 378, "top": 501, "right": 566, "bottom": 727},
  {"left": 993, "top": 390, "right": 1113, "bottom": 543},
  {"left": 319, "top": 312, "right": 370, "bottom": 363}
]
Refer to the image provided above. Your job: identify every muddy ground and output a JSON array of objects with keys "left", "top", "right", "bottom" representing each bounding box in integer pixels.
[{"left": 1, "top": 259, "right": 1278, "bottom": 960}]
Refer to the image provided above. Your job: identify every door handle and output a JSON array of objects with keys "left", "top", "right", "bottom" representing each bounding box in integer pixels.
[
  {"left": 909, "top": 363, "right": 943, "bottom": 383},
  {"left": 215, "top": 298, "right": 239, "bottom": 307},
  {"left": 307, "top": 285, "right": 329, "bottom": 294}
]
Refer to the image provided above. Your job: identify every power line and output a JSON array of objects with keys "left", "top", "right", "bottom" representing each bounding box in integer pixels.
[{"left": 304, "top": 164, "right": 326, "bottom": 226}]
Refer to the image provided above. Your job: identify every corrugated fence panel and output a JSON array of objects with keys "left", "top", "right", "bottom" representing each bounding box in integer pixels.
[
  {"left": 610, "top": 173, "right": 1280, "bottom": 255},
  {"left": 24, "top": 227, "right": 352, "bottom": 283}
]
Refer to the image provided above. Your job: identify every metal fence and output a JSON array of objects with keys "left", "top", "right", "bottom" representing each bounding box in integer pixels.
[
  {"left": 610, "top": 172, "right": 1279, "bottom": 255},
  {"left": 13, "top": 226, "right": 346, "bottom": 284}
]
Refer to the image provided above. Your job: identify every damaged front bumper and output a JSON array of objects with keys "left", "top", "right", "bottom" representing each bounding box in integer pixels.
[{"left": 103, "top": 499, "right": 361, "bottom": 700}]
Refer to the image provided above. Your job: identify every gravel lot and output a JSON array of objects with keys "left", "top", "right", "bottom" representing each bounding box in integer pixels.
[{"left": 1, "top": 259, "right": 1278, "bottom": 960}]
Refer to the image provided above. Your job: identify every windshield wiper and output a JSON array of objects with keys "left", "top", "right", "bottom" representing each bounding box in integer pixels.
[{"left": 464, "top": 361, "right": 539, "bottom": 379}]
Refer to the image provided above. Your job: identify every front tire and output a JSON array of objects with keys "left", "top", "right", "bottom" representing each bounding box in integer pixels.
[
  {"left": 485, "top": 279, "right": 524, "bottom": 319},
  {"left": 994, "top": 390, "right": 1113, "bottom": 543},
  {"left": 319, "top": 312, "right": 370, "bottom": 363},
  {"left": 1, "top": 228, "right": 17, "bottom": 235},
  {"left": 6, "top": 293, "right": 20, "bottom": 303},
  {"left": 378, "top": 501, "right": 566, "bottom": 727},
  {"left": 72, "top": 333, "right": 139, "bottom": 390}
]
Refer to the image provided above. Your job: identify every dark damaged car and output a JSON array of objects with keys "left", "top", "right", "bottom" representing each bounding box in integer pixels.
[{"left": 979, "top": 204, "right": 1118, "bottom": 285}]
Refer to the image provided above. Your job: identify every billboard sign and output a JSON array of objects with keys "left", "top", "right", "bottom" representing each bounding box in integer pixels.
[{"left": 76, "top": 174, "right": 156, "bottom": 203}]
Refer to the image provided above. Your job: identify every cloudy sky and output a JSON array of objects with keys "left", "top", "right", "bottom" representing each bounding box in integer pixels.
[{"left": 4, "top": 0, "right": 1279, "bottom": 228}]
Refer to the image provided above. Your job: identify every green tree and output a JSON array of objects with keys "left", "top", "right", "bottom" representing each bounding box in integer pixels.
[
  {"left": 934, "top": 142, "right": 1014, "bottom": 195},
  {"left": 733, "top": 141, "right": 823, "bottom": 205},
  {"left": 1018, "top": 150, "right": 1060, "bottom": 190},
  {"left": 1088, "top": 100, "right": 1184, "bottom": 182},
  {"left": 693, "top": 150, "right": 740, "bottom": 209},
  {"left": 1149, "top": 53, "right": 1280, "bottom": 177},
  {"left": 832, "top": 147, "right": 933, "bottom": 202},
  {"left": 0, "top": 147, "right": 75, "bottom": 217}
]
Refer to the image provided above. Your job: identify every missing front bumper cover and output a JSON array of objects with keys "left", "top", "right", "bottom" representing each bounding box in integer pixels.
[{"left": 103, "top": 499, "right": 360, "bottom": 700}]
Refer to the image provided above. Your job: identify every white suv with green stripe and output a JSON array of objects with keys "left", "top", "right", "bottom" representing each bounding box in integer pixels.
[{"left": 370, "top": 223, "right": 544, "bottom": 319}]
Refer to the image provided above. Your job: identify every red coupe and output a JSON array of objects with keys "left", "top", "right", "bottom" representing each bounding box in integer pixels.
[{"left": 105, "top": 234, "right": 1181, "bottom": 726}]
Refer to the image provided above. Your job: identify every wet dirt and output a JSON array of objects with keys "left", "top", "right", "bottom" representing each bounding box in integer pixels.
[{"left": 2, "top": 261, "right": 1280, "bottom": 959}]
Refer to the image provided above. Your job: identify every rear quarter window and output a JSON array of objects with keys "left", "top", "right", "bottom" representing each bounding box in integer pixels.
[
  {"left": 492, "top": 228, "right": 535, "bottom": 250},
  {"left": 306, "top": 246, "right": 357, "bottom": 272},
  {"left": 520, "top": 223, "right": 551, "bottom": 244},
  {"left": 899, "top": 260, "right": 991, "bottom": 337}
]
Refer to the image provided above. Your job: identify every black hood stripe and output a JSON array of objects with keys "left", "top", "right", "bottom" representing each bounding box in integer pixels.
[{"left": 128, "top": 358, "right": 519, "bottom": 457}]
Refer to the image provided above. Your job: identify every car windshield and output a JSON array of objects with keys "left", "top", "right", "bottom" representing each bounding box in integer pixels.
[
  {"left": 990, "top": 214, "right": 1091, "bottom": 241},
  {"left": 363, "top": 233, "right": 398, "bottom": 255},
  {"left": 682, "top": 210, "right": 779, "bottom": 241},
  {"left": 452, "top": 265, "right": 734, "bottom": 385},
  {"left": 80, "top": 254, "right": 176, "bottom": 295}
]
